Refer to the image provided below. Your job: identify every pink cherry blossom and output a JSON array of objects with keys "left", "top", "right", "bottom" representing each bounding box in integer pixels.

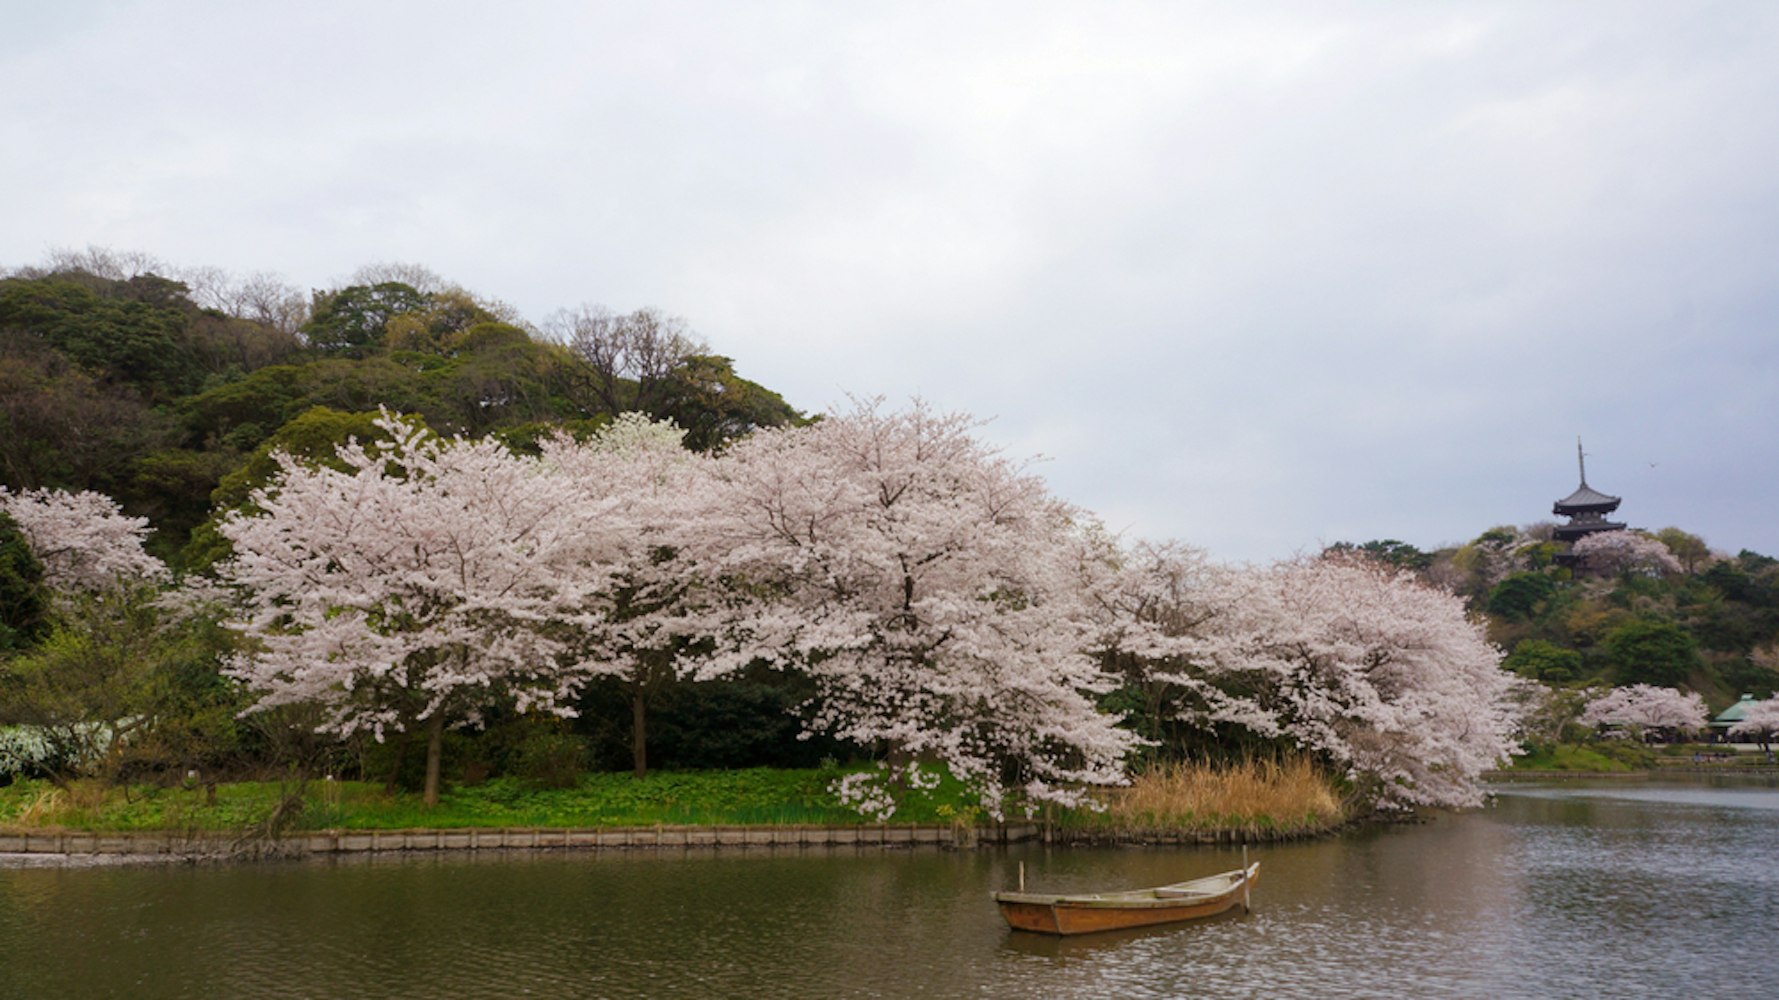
[
  {"left": 0, "top": 486, "right": 166, "bottom": 593},
  {"left": 1105, "top": 550, "right": 1520, "bottom": 810},
  {"left": 537, "top": 413, "right": 718, "bottom": 776},
  {"left": 694, "top": 398, "right": 1141, "bottom": 818},
  {"left": 218, "top": 411, "right": 612, "bottom": 804},
  {"left": 1580, "top": 684, "right": 1708, "bottom": 731},
  {"left": 1570, "top": 531, "right": 1683, "bottom": 576},
  {"left": 1728, "top": 697, "right": 1779, "bottom": 742}
]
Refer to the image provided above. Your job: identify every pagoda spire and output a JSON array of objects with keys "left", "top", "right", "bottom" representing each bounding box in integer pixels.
[{"left": 1552, "top": 439, "right": 1624, "bottom": 544}]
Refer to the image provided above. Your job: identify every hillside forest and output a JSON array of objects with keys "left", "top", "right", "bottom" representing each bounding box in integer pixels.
[{"left": 1327, "top": 532, "right": 1779, "bottom": 711}]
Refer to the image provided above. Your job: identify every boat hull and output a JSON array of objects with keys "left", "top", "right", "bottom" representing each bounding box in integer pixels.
[{"left": 994, "top": 864, "right": 1258, "bottom": 936}]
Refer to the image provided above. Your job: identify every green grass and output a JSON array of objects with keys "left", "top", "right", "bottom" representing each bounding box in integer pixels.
[
  {"left": 0, "top": 767, "right": 985, "bottom": 833},
  {"left": 1506, "top": 743, "right": 1643, "bottom": 772}
]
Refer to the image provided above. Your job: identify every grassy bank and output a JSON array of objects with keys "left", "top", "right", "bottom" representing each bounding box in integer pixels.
[
  {"left": 1505, "top": 744, "right": 1646, "bottom": 773},
  {"left": 0, "top": 760, "right": 1347, "bottom": 839},
  {"left": 1503, "top": 742, "right": 1778, "bottom": 774},
  {"left": 0, "top": 769, "right": 933, "bottom": 833}
]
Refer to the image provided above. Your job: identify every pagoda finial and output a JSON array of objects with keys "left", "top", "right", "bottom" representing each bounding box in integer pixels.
[{"left": 1577, "top": 436, "right": 1588, "bottom": 487}]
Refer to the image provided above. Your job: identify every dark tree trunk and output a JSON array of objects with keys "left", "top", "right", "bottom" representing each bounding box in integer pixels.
[
  {"left": 422, "top": 713, "right": 445, "bottom": 807},
  {"left": 384, "top": 733, "right": 410, "bottom": 795},
  {"left": 632, "top": 686, "right": 648, "bottom": 780}
]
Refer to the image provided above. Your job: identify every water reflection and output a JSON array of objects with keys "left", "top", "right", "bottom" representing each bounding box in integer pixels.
[{"left": 3, "top": 775, "right": 1778, "bottom": 998}]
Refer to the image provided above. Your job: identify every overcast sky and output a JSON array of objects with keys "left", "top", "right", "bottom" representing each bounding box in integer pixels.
[{"left": 4, "top": 1, "right": 1776, "bottom": 562}]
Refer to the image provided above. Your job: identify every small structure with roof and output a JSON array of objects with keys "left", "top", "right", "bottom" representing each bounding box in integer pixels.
[{"left": 1710, "top": 694, "right": 1759, "bottom": 743}]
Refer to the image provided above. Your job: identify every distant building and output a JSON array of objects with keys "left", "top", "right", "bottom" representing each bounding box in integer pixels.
[
  {"left": 1711, "top": 695, "right": 1759, "bottom": 743},
  {"left": 1553, "top": 439, "right": 1627, "bottom": 570},
  {"left": 1553, "top": 439, "right": 1627, "bottom": 544}
]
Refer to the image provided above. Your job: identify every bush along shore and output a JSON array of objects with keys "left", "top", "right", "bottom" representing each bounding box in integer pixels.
[{"left": 0, "top": 761, "right": 1349, "bottom": 860}]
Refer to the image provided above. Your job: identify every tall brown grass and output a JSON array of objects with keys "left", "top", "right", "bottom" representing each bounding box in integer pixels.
[{"left": 1074, "top": 757, "right": 1345, "bottom": 838}]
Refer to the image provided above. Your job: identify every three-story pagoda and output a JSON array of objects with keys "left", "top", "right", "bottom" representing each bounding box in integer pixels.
[{"left": 1553, "top": 439, "right": 1626, "bottom": 543}]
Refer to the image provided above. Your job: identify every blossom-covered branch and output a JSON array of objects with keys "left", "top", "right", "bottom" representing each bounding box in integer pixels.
[
  {"left": 1579, "top": 684, "right": 1708, "bottom": 731},
  {"left": 0, "top": 486, "right": 165, "bottom": 593}
]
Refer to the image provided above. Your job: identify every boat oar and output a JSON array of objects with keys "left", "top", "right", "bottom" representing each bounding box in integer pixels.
[{"left": 1241, "top": 845, "right": 1251, "bottom": 913}]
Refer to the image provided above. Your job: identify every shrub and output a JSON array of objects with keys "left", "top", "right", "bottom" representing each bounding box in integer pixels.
[
  {"left": 1606, "top": 619, "right": 1700, "bottom": 687},
  {"left": 1504, "top": 639, "right": 1583, "bottom": 683}
]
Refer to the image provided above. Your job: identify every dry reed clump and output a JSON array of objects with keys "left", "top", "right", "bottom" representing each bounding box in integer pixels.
[
  {"left": 11, "top": 786, "right": 66, "bottom": 826},
  {"left": 1096, "top": 758, "right": 1344, "bottom": 836},
  {"left": 4, "top": 780, "right": 123, "bottom": 830}
]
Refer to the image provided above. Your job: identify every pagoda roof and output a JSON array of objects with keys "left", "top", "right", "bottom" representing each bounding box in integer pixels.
[
  {"left": 1555, "top": 438, "right": 1622, "bottom": 512},
  {"left": 1553, "top": 520, "right": 1626, "bottom": 542},
  {"left": 1554, "top": 483, "right": 1621, "bottom": 511}
]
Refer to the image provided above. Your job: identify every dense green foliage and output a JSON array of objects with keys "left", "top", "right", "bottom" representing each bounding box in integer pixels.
[
  {"left": 1506, "top": 742, "right": 1649, "bottom": 772},
  {"left": 1332, "top": 530, "right": 1779, "bottom": 718},
  {"left": 1487, "top": 572, "right": 1557, "bottom": 621},
  {"left": 0, "top": 586, "right": 246, "bottom": 781},
  {"left": 1605, "top": 619, "right": 1700, "bottom": 687},
  {"left": 0, "top": 513, "right": 49, "bottom": 653},
  {"left": 1500, "top": 639, "right": 1583, "bottom": 684},
  {"left": 0, "top": 274, "right": 205, "bottom": 401},
  {"left": 0, "top": 255, "right": 802, "bottom": 566}
]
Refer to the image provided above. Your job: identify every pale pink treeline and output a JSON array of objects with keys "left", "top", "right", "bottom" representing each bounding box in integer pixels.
[{"left": 13, "top": 401, "right": 1526, "bottom": 815}]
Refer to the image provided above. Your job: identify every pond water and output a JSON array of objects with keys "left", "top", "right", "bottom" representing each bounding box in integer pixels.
[{"left": 3, "top": 774, "right": 1777, "bottom": 998}]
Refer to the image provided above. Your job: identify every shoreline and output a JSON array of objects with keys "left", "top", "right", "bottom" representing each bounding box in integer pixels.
[
  {"left": 1487, "top": 764, "right": 1779, "bottom": 780},
  {"left": 0, "top": 818, "right": 1329, "bottom": 865},
  {"left": 0, "top": 823, "right": 1020, "bottom": 862}
]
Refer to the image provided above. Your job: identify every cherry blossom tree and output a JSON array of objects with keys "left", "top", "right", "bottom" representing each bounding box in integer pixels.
[
  {"left": 0, "top": 489, "right": 243, "bottom": 786},
  {"left": 1570, "top": 530, "right": 1684, "bottom": 577},
  {"left": 1728, "top": 697, "right": 1779, "bottom": 751},
  {"left": 697, "top": 399, "right": 1141, "bottom": 818},
  {"left": 1131, "top": 554, "right": 1520, "bottom": 810},
  {"left": 219, "top": 412, "right": 611, "bottom": 805},
  {"left": 1505, "top": 680, "right": 1588, "bottom": 750},
  {"left": 1579, "top": 684, "right": 1708, "bottom": 734},
  {"left": 1084, "top": 538, "right": 1223, "bottom": 751},
  {"left": 538, "top": 412, "right": 714, "bottom": 778},
  {"left": 0, "top": 486, "right": 166, "bottom": 593}
]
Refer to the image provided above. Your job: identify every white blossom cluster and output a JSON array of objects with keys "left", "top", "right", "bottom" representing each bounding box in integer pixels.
[
  {"left": 0, "top": 724, "right": 108, "bottom": 779},
  {"left": 1570, "top": 531, "right": 1684, "bottom": 577},
  {"left": 1094, "top": 547, "right": 1522, "bottom": 810},
  {"left": 1729, "top": 697, "right": 1779, "bottom": 740},
  {"left": 694, "top": 401, "right": 1142, "bottom": 818},
  {"left": 0, "top": 486, "right": 166, "bottom": 594},
  {"left": 830, "top": 769, "right": 899, "bottom": 822},
  {"left": 1580, "top": 684, "right": 1708, "bottom": 731}
]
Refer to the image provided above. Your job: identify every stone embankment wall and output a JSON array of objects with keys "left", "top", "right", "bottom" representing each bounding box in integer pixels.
[
  {"left": 0, "top": 823, "right": 1045, "bottom": 859},
  {"left": 0, "top": 821, "right": 1332, "bottom": 861}
]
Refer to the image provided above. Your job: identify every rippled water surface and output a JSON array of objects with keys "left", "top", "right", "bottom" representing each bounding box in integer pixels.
[{"left": 4, "top": 774, "right": 1777, "bottom": 998}]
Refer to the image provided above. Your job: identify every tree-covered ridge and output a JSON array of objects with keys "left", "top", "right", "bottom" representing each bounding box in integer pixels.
[
  {"left": 0, "top": 249, "right": 802, "bottom": 565},
  {"left": 1329, "top": 528, "right": 1779, "bottom": 711}
]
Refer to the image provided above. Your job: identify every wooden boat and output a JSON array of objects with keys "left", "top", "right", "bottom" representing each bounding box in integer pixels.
[{"left": 993, "top": 861, "right": 1260, "bottom": 936}]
